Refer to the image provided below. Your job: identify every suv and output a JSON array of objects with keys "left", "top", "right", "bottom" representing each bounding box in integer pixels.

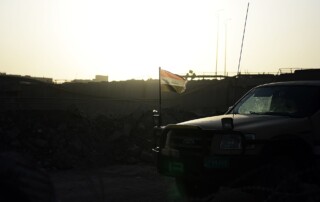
[{"left": 153, "top": 81, "right": 320, "bottom": 195}]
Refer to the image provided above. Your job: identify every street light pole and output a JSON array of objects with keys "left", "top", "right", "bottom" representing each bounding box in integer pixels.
[
  {"left": 224, "top": 19, "right": 231, "bottom": 76},
  {"left": 215, "top": 9, "right": 223, "bottom": 76}
]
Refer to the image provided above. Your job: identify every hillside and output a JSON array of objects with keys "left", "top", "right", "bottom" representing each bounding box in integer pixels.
[{"left": 0, "top": 69, "right": 319, "bottom": 169}]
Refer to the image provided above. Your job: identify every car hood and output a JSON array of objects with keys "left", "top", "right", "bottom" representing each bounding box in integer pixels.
[{"left": 178, "top": 114, "right": 310, "bottom": 135}]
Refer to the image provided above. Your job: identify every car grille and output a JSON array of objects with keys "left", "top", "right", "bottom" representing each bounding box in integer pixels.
[{"left": 168, "top": 129, "right": 213, "bottom": 154}]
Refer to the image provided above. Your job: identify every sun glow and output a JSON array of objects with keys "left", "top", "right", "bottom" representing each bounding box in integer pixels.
[{"left": 0, "top": 0, "right": 319, "bottom": 81}]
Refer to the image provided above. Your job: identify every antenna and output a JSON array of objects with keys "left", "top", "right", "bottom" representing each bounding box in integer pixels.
[{"left": 237, "top": 3, "right": 250, "bottom": 75}]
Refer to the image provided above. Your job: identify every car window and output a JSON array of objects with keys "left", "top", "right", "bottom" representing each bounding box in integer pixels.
[
  {"left": 233, "top": 86, "right": 320, "bottom": 117},
  {"left": 238, "top": 93, "right": 272, "bottom": 114}
]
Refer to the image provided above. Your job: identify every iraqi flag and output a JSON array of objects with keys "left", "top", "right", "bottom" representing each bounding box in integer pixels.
[{"left": 160, "top": 69, "right": 187, "bottom": 94}]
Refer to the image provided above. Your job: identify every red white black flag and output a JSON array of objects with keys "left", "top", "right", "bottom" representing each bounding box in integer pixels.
[{"left": 160, "top": 69, "right": 187, "bottom": 94}]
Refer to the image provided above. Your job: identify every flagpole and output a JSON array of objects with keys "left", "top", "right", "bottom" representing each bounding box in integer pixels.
[{"left": 158, "top": 67, "right": 162, "bottom": 127}]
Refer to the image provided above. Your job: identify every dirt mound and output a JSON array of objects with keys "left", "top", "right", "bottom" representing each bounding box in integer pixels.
[{"left": 0, "top": 109, "right": 198, "bottom": 170}]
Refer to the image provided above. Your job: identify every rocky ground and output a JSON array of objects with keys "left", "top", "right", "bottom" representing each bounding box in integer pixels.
[
  {"left": 2, "top": 109, "right": 320, "bottom": 202},
  {"left": 50, "top": 163, "right": 320, "bottom": 202},
  {"left": 0, "top": 109, "right": 197, "bottom": 201},
  {"left": 50, "top": 164, "right": 184, "bottom": 202}
]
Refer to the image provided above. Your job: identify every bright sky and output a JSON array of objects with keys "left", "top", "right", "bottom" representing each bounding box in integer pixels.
[{"left": 0, "top": 0, "right": 319, "bottom": 81}]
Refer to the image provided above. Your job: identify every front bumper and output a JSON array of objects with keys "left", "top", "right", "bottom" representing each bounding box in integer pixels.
[
  {"left": 157, "top": 151, "right": 260, "bottom": 184},
  {"left": 154, "top": 126, "right": 261, "bottom": 184}
]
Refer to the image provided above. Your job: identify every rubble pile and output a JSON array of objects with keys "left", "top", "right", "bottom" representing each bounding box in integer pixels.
[{"left": 0, "top": 109, "right": 198, "bottom": 170}]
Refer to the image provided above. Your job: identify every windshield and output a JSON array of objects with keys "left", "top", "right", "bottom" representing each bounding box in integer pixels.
[{"left": 231, "top": 85, "right": 320, "bottom": 117}]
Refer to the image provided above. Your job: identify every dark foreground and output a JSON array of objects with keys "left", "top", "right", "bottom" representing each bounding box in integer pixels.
[
  {"left": 51, "top": 164, "right": 185, "bottom": 202},
  {"left": 51, "top": 163, "right": 320, "bottom": 202}
]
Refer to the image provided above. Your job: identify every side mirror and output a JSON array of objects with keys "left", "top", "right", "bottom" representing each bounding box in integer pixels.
[{"left": 221, "top": 117, "right": 234, "bottom": 131}]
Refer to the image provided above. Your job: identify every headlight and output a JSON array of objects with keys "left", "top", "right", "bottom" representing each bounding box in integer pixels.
[
  {"left": 220, "top": 134, "right": 242, "bottom": 150},
  {"left": 220, "top": 134, "right": 256, "bottom": 150},
  {"left": 244, "top": 134, "right": 256, "bottom": 149}
]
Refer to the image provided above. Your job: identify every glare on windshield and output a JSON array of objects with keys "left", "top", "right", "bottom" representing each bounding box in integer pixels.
[{"left": 232, "top": 86, "right": 320, "bottom": 117}]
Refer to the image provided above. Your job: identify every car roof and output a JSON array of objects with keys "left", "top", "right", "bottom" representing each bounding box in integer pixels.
[{"left": 258, "top": 80, "right": 320, "bottom": 88}]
